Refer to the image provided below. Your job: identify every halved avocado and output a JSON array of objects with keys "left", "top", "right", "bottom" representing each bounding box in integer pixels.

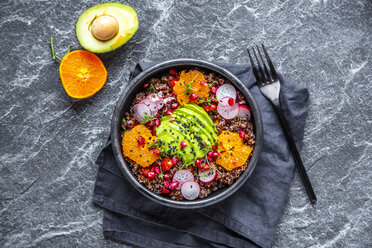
[{"left": 76, "top": 3, "right": 139, "bottom": 53}]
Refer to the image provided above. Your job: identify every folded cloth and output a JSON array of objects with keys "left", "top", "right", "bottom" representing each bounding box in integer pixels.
[{"left": 93, "top": 62, "right": 309, "bottom": 248}]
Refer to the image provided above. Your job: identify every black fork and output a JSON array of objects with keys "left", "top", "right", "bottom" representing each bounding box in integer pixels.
[{"left": 248, "top": 44, "right": 317, "bottom": 204}]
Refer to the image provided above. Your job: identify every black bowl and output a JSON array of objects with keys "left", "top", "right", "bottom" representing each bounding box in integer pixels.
[{"left": 111, "top": 59, "right": 263, "bottom": 209}]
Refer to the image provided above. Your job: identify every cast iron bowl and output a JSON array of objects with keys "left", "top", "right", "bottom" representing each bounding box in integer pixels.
[{"left": 111, "top": 59, "right": 263, "bottom": 209}]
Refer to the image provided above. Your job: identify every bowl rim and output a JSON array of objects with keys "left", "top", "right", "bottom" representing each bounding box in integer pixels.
[{"left": 111, "top": 58, "right": 263, "bottom": 209}]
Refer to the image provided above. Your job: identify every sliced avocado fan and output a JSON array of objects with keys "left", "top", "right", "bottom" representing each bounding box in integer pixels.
[{"left": 156, "top": 104, "right": 218, "bottom": 165}]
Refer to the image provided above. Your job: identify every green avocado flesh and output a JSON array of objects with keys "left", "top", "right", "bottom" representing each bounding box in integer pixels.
[
  {"left": 76, "top": 3, "right": 139, "bottom": 53},
  {"left": 156, "top": 104, "right": 218, "bottom": 165}
]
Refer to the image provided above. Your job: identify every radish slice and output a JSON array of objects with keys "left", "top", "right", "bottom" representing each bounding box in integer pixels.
[
  {"left": 238, "top": 105, "right": 251, "bottom": 120},
  {"left": 141, "top": 99, "right": 158, "bottom": 113},
  {"left": 172, "top": 170, "right": 194, "bottom": 190},
  {"left": 217, "top": 97, "right": 238, "bottom": 120},
  {"left": 199, "top": 166, "right": 217, "bottom": 183},
  {"left": 181, "top": 181, "right": 200, "bottom": 200},
  {"left": 146, "top": 93, "right": 161, "bottom": 102},
  {"left": 216, "top": 84, "right": 236, "bottom": 101},
  {"left": 156, "top": 100, "right": 165, "bottom": 110},
  {"left": 133, "top": 103, "right": 152, "bottom": 122}
]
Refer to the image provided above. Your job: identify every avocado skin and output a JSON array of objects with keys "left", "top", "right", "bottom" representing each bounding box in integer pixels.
[
  {"left": 76, "top": 3, "right": 139, "bottom": 53},
  {"left": 156, "top": 104, "right": 217, "bottom": 164}
]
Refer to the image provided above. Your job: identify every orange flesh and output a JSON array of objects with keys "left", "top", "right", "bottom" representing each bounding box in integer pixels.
[
  {"left": 173, "top": 70, "right": 209, "bottom": 105},
  {"left": 216, "top": 131, "right": 252, "bottom": 171},
  {"left": 122, "top": 125, "right": 159, "bottom": 167},
  {"left": 59, "top": 50, "right": 107, "bottom": 99}
]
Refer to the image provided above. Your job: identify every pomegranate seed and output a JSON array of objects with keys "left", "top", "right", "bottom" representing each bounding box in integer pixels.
[
  {"left": 212, "top": 152, "right": 220, "bottom": 158},
  {"left": 169, "top": 117, "right": 176, "bottom": 122},
  {"left": 203, "top": 164, "right": 210, "bottom": 170},
  {"left": 207, "top": 151, "right": 213, "bottom": 157},
  {"left": 209, "top": 103, "right": 217, "bottom": 111},
  {"left": 141, "top": 168, "right": 149, "bottom": 176},
  {"left": 165, "top": 109, "right": 173, "bottom": 116},
  {"left": 163, "top": 173, "right": 170, "bottom": 180},
  {"left": 150, "top": 167, "right": 155, "bottom": 173},
  {"left": 189, "top": 93, "right": 198, "bottom": 100},
  {"left": 201, "top": 159, "right": 205, "bottom": 164},
  {"left": 228, "top": 98, "right": 235, "bottom": 106},
  {"left": 208, "top": 156, "right": 214, "bottom": 162},
  {"left": 239, "top": 130, "right": 246, "bottom": 139},
  {"left": 171, "top": 102, "right": 179, "bottom": 109},
  {"left": 210, "top": 86, "right": 217, "bottom": 94},
  {"left": 147, "top": 171, "right": 156, "bottom": 180},
  {"left": 153, "top": 148, "right": 161, "bottom": 156},
  {"left": 161, "top": 188, "right": 170, "bottom": 194},
  {"left": 212, "top": 146, "right": 218, "bottom": 152},
  {"left": 154, "top": 119, "right": 161, "bottom": 127},
  {"left": 200, "top": 81, "right": 207, "bottom": 86},
  {"left": 154, "top": 167, "right": 160, "bottom": 174},
  {"left": 164, "top": 180, "right": 170, "bottom": 189},
  {"left": 152, "top": 126, "right": 156, "bottom": 136},
  {"left": 170, "top": 181, "right": 179, "bottom": 190},
  {"left": 137, "top": 136, "right": 145, "bottom": 146},
  {"left": 170, "top": 78, "right": 179, "bottom": 88},
  {"left": 171, "top": 156, "right": 179, "bottom": 165},
  {"left": 194, "top": 158, "right": 201, "bottom": 167},
  {"left": 180, "top": 141, "right": 187, "bottom": 150},
  {"left": 156, "top": 113, "right": 160, "bottom": 118},
  {"left": 232, "top": 160, "right": 237, "bottom": 165},
  {"left": 143, "top": 83, "right": 149, "bottom": 89},
  {"left": 189, "top": 166, "right": 194, "bottom": 172},
  {"left": 147, "top": 121, "right": 154, "bottom": 128},
  {"left": 169, "top": 69, "right": 177, "bottom": 76}
]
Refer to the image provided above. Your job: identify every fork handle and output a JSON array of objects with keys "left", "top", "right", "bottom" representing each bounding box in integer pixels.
[{"left": 272, "top": 101, "right": 317, "bottom": 204}]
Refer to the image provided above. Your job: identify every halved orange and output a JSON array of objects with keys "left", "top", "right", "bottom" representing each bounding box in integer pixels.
[
  {"left": 122, "top": 125, "right": 159, "bottom": 167},
  {"left": 216, "top": 131, "right": 252, "bottom": 171},
  {"left": 59, "top": 50, "right": 107, "bottom": 99},
  {"left": 173, "top": 70, "right": 209, "bottom": 105}
]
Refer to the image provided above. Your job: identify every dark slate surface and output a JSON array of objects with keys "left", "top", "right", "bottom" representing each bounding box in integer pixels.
[{"left": 0, "top": 0, "right": 371, "bottom": 247}]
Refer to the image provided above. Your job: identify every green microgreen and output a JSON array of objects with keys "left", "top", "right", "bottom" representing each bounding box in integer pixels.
[
  {"left": 121, "top": 117, "right": 127, "bottom": 130},
  {"left": 141, "top": 113, "right": 156, "bottom": 124},
  {"left": 149, "top": 83, "right": 156, "bottom": 92},
  {"left": 184, "top": 82, "right": 192, "bottom": 95}
]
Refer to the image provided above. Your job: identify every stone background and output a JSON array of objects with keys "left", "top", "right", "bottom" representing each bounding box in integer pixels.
[{"left": 0, "top": 0, "right": 371, "bottom": 247}]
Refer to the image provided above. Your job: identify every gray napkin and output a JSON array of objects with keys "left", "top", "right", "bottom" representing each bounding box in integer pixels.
[{"left": 93, "top": 62, "right": 309, "bottom": 248}]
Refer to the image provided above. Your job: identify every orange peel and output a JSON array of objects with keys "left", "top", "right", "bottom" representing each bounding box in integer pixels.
[
  {"left": 122, "top": 125, "right": 159, "bottom": 167},
  {"left": 173, "top": 70, "right": 209, "bottom": 105},
  {"left": 216, "top": 131, "right": 252, "bottom": 171}
]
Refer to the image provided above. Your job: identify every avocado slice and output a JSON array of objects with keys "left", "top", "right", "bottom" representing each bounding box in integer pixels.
[
  {"left": 173, "top": 110, "right": 216, "bottom": 147},
  {"left": 156, "top": 104, "right": 218, "bottom": 165},
  {"left": 184, "top": 104, "right": 215, "bottom": 128},
  {"left": 76, "top": 3, "right": 139, "bottom": 53},
  {"left": 157, "top": 120, "right": 203, "bottom": 164},
  {"left": 176, "top": 107, "right": 217, "bottom": 142}
]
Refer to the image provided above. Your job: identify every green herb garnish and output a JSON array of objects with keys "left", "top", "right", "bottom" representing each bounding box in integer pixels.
[
  {"left": 184, "top": 82, "right": 192, "bottom": 95},
  {"left": 141, "top": 113, "right": 156, "bottom": 124}
]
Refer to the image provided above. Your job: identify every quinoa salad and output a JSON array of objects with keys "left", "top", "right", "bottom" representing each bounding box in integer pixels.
[{"left": 121, "top": 68, "right": 255, "bottom": 201}]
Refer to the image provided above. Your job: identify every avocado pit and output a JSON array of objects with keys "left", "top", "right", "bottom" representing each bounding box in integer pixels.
[{"left": 91, "top": 15, "right": 119, "bottom": 41}]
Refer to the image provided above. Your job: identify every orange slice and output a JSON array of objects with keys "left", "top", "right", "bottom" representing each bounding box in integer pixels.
[
  {"left": 173, "top": 70, "right": 209, "bottom": 105},
  {"left": 59, "top": 50, "right": 107, "bottom": 99},
  {"left": 122, "top": 125, "right": 159, "bottom": 167},
  {"left": 216, "top": 131, "right": 252, "bottom": 171}
]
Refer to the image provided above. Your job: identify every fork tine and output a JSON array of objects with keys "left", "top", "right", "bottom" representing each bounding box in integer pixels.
[
  {"left": 256, "top": 45, "right": 272, "bottom": 82},
  {"left": 252, "top": 47, "right": 266, "bottom": 82},
  {"left": 261, "top": 44, "right": 278, "bottom": 79},
  {"left": 247, "top": 48, "right": 261, "bottom": 83}
]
